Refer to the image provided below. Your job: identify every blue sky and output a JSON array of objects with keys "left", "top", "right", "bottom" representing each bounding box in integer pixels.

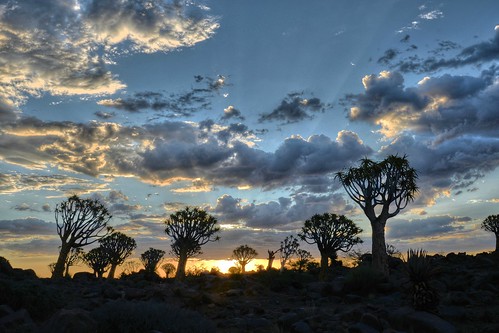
[{"left": 1, "top": 0, "right": 499, "bottom": 276}]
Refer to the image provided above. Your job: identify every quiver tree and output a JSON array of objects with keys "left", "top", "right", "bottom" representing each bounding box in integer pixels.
[
  {"left": 64, "top": 247, "right": 84, "bottom": 278},
  {"left": 52, "top": 195, "right": 112, "bottom": 279},
  {"left": 481, "top": 214, "right": 499, "bottom": 253},
  {"left": 161, "top": 263, "right": 176, "bottom": 278},
  {"left": 99, "top": 232, "right": 137, "bottom": 279},
  {"left": 140, "top": 248, "right": 165, "bottom": 274},
  {"left": 267, "top": 249, "right": 278, "bottom": 271},
  {"left": 336, "top": 155, "right": 417, "bottom": 276},
  {"left": 291, "top": 249, "right": 313, "bottom": 272},
  {"left": 83, "top": 247, "right": 111, "bottom": 278},
  {"left": 164, "top": 207, "right": 220, "bottom": 279},
  {"left": 232, "top": 245, "right": 258, "bottom": 273},
  {"left": 279, "top": 235, "right": 300, "bottom": 271},
  {"left": 299, "top": 213, "right": 362, "bottom": 279}
]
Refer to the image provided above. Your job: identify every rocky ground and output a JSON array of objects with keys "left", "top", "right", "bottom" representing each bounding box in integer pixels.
[{"left": 1, "top": 252, "right": 498, "bottom": 333}]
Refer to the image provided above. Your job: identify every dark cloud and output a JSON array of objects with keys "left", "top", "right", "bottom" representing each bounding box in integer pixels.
[
  {"left": 13, "top": 203, "right": 35, "bottom": 212},
  {"left": 0, "top": 218, "right": 54, "bottom": 237},
  {"left": 258, "top": 93, "right": 332, "bottom": 124},
  {"left": 377, "top": 49, "right": 400, "bottom": 65},
  {"left": 97, "top": 75, "right": 228, "bottom": 116},
  {"left": 387, "top": 215, "right": 468, "bottom": 239},
  {"left": 94, "top": 111, "right": 116, "bottom": 119},
  {"left": 398, "top": 28, "right": 499, "bottom": 73}
]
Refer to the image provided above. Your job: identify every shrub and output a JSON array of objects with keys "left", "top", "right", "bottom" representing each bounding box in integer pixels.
[
  {"left": 92, "top": 300, "right": 216, "bottom": 333},
  {"left": 405, "top": 249, "right": 440, "bottom": 311},
  {"left": 343, "top": 265, "right": 385, "bottom": 296}
]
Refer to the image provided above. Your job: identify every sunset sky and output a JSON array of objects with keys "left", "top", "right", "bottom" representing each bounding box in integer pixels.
[{"left": 1, "top": 0, "right": 499, "bottom": 277}]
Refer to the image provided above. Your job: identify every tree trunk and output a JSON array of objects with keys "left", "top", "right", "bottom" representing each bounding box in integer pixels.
[
  {"left": 319, "top": 252, "right": 329, "bottom": 281},
  {"left": 371, "top": 219, "right": 389, "bottom": 277},
  {"left": 240, "top": 262, "right": 246, "bottom": 274},
  {"left": 52, "top": 243, "right": 71, "bottom": 279},
  {"left": 267, "top": 252, "right": 275, "bottom": 271},
  {"left": 64, "top": 264, "right": 70, "bottom": 278},
  {"left": 175, "top": 250, "right": 188, "bottom": 280},
  {"left": 495, "top": 234, "right": 499, "bottom": 253},
  {"left": 108, "top": 264, "right": 117, "bottom": 279}
]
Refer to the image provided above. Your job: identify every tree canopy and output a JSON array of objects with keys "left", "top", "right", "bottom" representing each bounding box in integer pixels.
[
  {"left": 232, "top": 245, "right": 258, "bottom": 273},
  {"left": 99, "top": 232, "right": 137, "bottom": 279},
  {"left": 482, "top": 214, "right": 499, "bottom": 252}
]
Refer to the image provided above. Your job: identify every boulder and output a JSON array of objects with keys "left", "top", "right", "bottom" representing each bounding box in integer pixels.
[{"left": 41, "top": 308, "right": 98, "bottom": 333}]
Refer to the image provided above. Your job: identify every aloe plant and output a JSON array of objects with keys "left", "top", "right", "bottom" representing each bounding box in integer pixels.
[{"left": 405, "top": 249, "right": 440, "bottom": 312}]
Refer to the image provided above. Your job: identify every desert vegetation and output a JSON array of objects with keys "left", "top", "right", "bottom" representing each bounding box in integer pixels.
[{"left": 1, "top": 155, "right": 499, "bottom": 332}]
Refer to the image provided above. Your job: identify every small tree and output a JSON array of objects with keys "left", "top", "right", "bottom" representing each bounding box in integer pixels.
[
  {"left": 164, "top": 207, "right": 220, "bottom": 279},
  {"left": 64, "top": 247, "right": 84, "bottom": 278},
  {"left": 336, "top": 155, "right": 418, "bottom": 276},
  {"left": 291, "top": 249, "right": 313, "bottom": 272},
  {"left": 161, "top": 263, "right": 176, "bottom": 278},
  {"left": 83, "top": 247, "right": 111, "bottom": 278},
  {"left": 99, "top": 232, "right": 137, "bottom": 279},
  {"left": 279, "top": 235, "right": 300, "bottom": 271},
  {"left": 232, "top": 245, "right": 258, "bottom": 273},
  {"left": 266, "top": 249, "right": 278, "bottom": 271},
  {"left": 140, "top": 248, "right": 165, "bottom": 274},
  {"left": 52, "top": 195, "right": 112, "bottom": 278},
  {"left": 482, "top": 214, "right": 499, "bottom": 253}
]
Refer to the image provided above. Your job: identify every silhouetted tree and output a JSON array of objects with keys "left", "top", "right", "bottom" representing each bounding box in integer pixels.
[
  {"left": 99, "top": 232, "right": 137, "bottom": 279},
  {"left": 291, "top": 249, "right": 313, "bottom": 272},
  {"left": 161, "top": 263, "right": 176, "bottom": 278},
  {"left": 266, "top": 249, "right": 278, "bottom": 271},
  {"left": 336, "top": 155, "right": 418, "bottom": 276},
  {"left": 64, "top": 247, "right": 84, "bottom": 278},
  {"left": 482, "top": 214, "right": 499, "bottom": 253},
  {"left": 279, "top": 235, "right": 300, "bottom": 271},
  {"left": 52, "top": 195, "right": 112, "bottom": 278},
  {"left": 232, "top": 245, "right": 258, "bottom": 273},
  {"left": 140, "top": 248, "right": 165, "bottom": 274},
  {"left": 164, "top": 207, "right": 220, "bottom": 279},
  {"left": 83, "top": 247, "right": 111, "bottom": 278},
  {"left": 299, "top": 213, "right": 362, "bottom": 279}
]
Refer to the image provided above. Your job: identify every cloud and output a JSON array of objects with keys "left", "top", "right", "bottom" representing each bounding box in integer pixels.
[
  {"left": 387, "top": 215, "right": 470, "bottom": 240},
  {"left": 221, "top": 106, "right": 245, "bottom": 121},
  {"left": 97, "top": 75, "right": 228, "bottom": 116},
  {"left": 419, "top": 10, "right": 443, "bottom": 20},
  {"left": 397, "top": 28, "right": 499, "bottom": 73},
  {"left": 377, "top": 49, "right": 400, "bottom": 65},
  {"left": 0, "top": 0, "right": 218, "bottom": 108},
  {"left": 94, "top": 111, "right": 116, "bottom": 120},
  {"left": 0, "top": 218, "right": 55, "bottom": 237},
  {"left": 258, "top": 92, "right": 332, "bottom": 124}
]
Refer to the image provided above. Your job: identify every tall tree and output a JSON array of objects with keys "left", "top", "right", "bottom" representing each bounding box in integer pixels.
[
  {"left": 336, "top": 155, "right": 418, "bottom": 276},
  {"left": 481, "top": 214, "right": 499, "bottom": 253},
  {"left": 83, "top": 247, "right": 111, "bottom": 278},
  {"left": 232, "top": 245, "right": 258, "bottom": 273},
  {"left": 279, "top": 235, "right": 300, "bottom": 272},
  {"left": 52, "top": 195, "right": 112, "bottom": 279},
  {"left": 64, "top": 247, "right": 84, "bottom": 278},
  {"left": 266, "top": 249, "right": 278, "bottom": 271},
  {"left": 299, "top": 213, "right": 362, "bottom": 279},
  {"left": 140, "top": 248, "right": 165, "bottom": 274},
  {"left": 164, "top": 207, "right": 220, "bottom": 279},
  {"left": 99, "top": 232, "right": 137, "bottom": 279}
]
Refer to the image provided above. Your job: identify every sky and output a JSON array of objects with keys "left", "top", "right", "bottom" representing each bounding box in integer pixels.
[{"left": 1, "top": 0, "right": 499, "bottom": 277}]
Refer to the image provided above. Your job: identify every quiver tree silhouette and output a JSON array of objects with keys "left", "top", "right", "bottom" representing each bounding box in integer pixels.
[
  {"left": 232, "top": 245, "right": 258, "bottom": 273},
  {"left": 481, "top": 214, "right": 499, "bottom": 253},
  {"left": 99, "top": 232, "right": 137, "bottom": 279},
  {"left": 52, "top": 195, "right": 112, "bottom": 279},
  {"left": 291, "top": 249, "right": 313, "bottom": 272},
  {"left": 64, "top": 247, "right": 84, "bottom": 278},
  {"left": 161, "top": 263, "right": 176, "bottom": 278},
  {"left": 267, "top": 249, "right": 278, "bottom": 271},
  {"left": 164, "top": 207, "right": 220, "bottom": 280},
  {"left": 140, "top": 248, "right": 165, "bottom": 275},
  {"left": 299, "top": 213, "right": 362, "bottom": 279},
  {"left": 279, "top": 235, "right": 300, "bottom": 272},
  {"left": 336, "top": 155, "right": 418, "bottom": 276},
  {"left": 83, "top": 247, "right": 111, "bottom": 278}
]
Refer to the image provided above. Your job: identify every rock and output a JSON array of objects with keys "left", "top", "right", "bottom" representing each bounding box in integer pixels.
[
  {"left": 41, "top": 308, "right": 98, "bottom": 333},
  {"left": 224, "top": 288, "right": 243, "bottom": 297},
  {"left": 361, "top": 312, "right": 383, "bottom": 331},
  {"left": 291, "top": 320, "right": 313, "bottom": 333},
  {"left": 0, "top": 307, "right": 35, "bottom": 332},
  {"left": 349, "top": 322, "right": 380, "bottom": 333},
  {"left": 72, "top": 271, "right": 95, "bottom": 281},
  {"left": 390, "top": 307, "right": 457, "bottom": 333},
  {"left": 0, "top": 257, "right": 13, "bottom": 275}
]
